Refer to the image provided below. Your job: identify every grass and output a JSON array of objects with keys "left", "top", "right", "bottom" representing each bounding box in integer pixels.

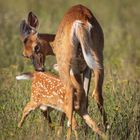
[{"left": 0, "top": 0, "right": 140, "bottom": 140}]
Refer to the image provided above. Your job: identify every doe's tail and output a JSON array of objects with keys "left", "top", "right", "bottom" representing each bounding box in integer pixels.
[{"left": 71, "top": 20, "right": 102, "bottom": 70}]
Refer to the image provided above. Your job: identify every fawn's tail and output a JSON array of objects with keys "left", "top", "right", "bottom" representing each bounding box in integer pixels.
[{"left": 16, "top": 72, "right": 33, "bottom": 80}]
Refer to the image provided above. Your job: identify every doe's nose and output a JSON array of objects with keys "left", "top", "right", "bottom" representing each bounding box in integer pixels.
[{"left": 22, "top": 53, "right": 32, "bottom": 58}]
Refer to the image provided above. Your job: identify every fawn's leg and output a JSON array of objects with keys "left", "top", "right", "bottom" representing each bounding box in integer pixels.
[
  {"left": 60, "top": 113, "right": 66, "bottom": 127},
  {"left": 59, "top": 113, "right": 66, "bottom": 134},
  {"left": 42, "top": 107, "right": 53, "bottom": 128},
  {"left": 92, "top": 68, "right": 107, "bottom": 130},
  {"left": 72, "top": 115, "right": 78, "bottom": 140},
  {"left": 18, "top": 102, "right": 39, "bottom": 128},
  {"left": 56, "top": 113, "right": 66, "bottom": 138}
]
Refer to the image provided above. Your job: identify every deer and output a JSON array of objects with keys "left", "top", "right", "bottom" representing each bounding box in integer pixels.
[
  {"left": 19, "top": 4, "right": 108, "bottom": 131},
  {"left": 16, "top": 71, "right": 107, "bottom": 140},
  {"left": 20, "top": 11, "right": 92, "bottom": 130}
]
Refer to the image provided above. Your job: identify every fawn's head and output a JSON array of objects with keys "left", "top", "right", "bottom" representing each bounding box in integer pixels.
[{"left": 20, "top": 12, "right": 46, "bottom": 71}]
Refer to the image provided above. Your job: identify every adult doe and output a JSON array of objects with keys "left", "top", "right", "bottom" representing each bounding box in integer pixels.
[{"left": 19, "top": 5, "right": 107, "bottom": 130}]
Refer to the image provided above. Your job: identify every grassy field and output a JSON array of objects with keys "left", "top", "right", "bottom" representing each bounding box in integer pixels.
[{"left": 0, "top": 0, "right": 140, "bottom": 140}]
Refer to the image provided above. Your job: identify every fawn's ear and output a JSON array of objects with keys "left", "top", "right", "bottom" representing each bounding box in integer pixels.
[
  {"left": 20, "top": 20, "right": 31, "bottom": 39},
  {"left": 28, "top": 12, "right": 39, "bottom": 29}
]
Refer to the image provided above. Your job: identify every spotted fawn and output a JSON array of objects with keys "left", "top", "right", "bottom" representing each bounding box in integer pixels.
[{"left": 16, "top": 71, "right": 106, "bottom": 140}]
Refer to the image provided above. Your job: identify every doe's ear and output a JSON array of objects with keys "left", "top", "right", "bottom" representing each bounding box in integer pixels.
[
  {"left": 28, "top": 12, "right": 39, "bottom": 29},
  {"left": 20, "top": 20, "right": 31, "bottom": 39}
]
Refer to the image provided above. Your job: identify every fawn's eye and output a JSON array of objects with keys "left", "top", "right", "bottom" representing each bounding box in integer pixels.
[{"left": 34, "top": 45, "right": 40, "bottom": 53}]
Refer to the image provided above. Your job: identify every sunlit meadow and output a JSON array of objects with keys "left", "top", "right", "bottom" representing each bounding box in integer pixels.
[{"left": 0, "top": 0, "right": 140, "bottom": 140}]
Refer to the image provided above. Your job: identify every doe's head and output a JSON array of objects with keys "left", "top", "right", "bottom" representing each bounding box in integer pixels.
[{"left": 20, "top": 12, "right": 45, "bottom": 71}]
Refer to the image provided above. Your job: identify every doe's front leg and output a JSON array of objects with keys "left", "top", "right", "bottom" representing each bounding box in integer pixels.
[{"left": 64, "top": 85, "right": 74, "bottom": 140}]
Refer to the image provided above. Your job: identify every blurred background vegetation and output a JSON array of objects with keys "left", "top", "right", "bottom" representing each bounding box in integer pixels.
[{"left": 0, "top": 0, "right": 140, "bottom": 140}]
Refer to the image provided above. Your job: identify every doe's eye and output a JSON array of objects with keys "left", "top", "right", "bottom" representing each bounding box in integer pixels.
[{"left": 34, "top": 45, "right": 40, "bottom": 53}]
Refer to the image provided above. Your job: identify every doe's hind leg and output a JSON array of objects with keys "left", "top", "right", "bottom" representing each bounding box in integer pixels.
[{"left": 92, "top": 68, "right": 107, "bottom": 130}]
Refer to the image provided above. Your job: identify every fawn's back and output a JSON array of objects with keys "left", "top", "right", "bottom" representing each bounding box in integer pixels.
[{"left": 31, "top": 72, "right": 66, "bottom": 111}]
